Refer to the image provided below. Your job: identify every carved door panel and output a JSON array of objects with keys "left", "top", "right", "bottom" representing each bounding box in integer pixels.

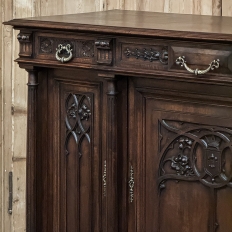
[
  {"left": 46, "top": 69, "right": 103, "bottom": 232},
  {"left": 128, "top": 77, "right": 232, "bottom": 232}
]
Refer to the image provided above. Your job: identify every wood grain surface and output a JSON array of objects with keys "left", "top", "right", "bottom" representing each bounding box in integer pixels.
[
  {"left": 6, "top": 10, "right": 232, "bottom": 41},
  {"left": 222, "top": 0, "right": 232, "bottom": 16},
  {"left": 0, "top": 0, "right": 230, "bottom": 231}
]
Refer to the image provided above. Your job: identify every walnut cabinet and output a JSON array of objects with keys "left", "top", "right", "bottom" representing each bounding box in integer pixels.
[{"left": 5, "top": 10, "right": 232, "bottom": 232}]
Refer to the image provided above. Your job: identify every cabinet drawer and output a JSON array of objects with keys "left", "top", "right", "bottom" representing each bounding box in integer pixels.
[
  {"left": 35, "top": 32, "right": 96, "bottom": 64},
  {"left": 116, "top": 37, "right": 169, "bottom": 71},
  {"left": 169, "top": 41, "right": 232, "bottom": 76},
  {"left": 116, "top": 38, "right": 232, "bottom": 77}
]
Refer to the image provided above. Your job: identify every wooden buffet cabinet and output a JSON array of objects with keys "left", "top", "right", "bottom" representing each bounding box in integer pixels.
[{"left": 5, "top": 10, "right": 232, "bottom": 232}]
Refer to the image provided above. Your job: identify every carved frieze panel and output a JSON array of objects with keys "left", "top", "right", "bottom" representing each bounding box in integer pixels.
[
  {"left": 17, "top": 32, "right": 33, "bottom": 57},
  {"left": 158, "top": 120, "right": 232, "bottom": 189},
  {"left": 124, "top": 47, "right": 168, "bottom": 64},
  {"left": 65, "top": 93, "right": 92, "bottom": 158},
  {"left": 38, "top": 36, "right": 95, "bottom": 60}
]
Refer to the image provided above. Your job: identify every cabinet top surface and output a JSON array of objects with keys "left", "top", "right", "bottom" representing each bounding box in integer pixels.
[{"left": 5, "top": 10, "right": 232, "bottom": 40}]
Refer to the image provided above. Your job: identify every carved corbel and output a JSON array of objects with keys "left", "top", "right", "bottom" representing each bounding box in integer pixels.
[
  {"left": 95, "top": 39, "right": 113, "bottom": 65},
  {"left": 17, "top": 31, "right": 33, "bottom": 58}
]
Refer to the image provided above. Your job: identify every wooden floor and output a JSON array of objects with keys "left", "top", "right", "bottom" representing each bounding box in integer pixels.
[{"left": 0, "top": 0, "right": 232, "bottom": 231}]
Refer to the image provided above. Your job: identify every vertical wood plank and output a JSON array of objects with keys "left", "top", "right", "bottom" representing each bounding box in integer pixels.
[
  {"left": 0, "top": 0, "right": 3, "bottom": 229},
  {"left": 1, "top": 0, "right": 14, "bottom": 231},
  {"left": 213, "top": 0, "right": 222, "bottom": 16},
  {"left": 201, "top": 0, "right": 213, "bottom": 15},
  {"left": 40, "top": 0, "right": 64, "bottom": 16},
  {"left": 103, "top": 0, "right": 125, "bottom": 10},
  {"left": 123, "top": 0, "right": 222, "bottom": 15},
  {"left": 193, "top": 0, "right": 201, "bottom": 14},
  {"left": 124, "top": 0, "right": 137, "bottom": 10},
  {"left": 12, "top": 0, "right": 34, "bottom": 231},
  {"left": 149, "top": 1, "right": 165, "bottom": 12},
  {"left": 11, "top": 159, "right": 26, "bottom": 232},
  {"left": 222, "top": 0, "right": 232, "bottom": 16}
]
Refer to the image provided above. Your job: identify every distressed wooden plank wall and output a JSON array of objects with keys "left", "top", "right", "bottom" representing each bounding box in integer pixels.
[
  {"left": 222, "top": 0, "right": 232, "bottom": 16},
  {"left": 1, "top": 0, "right": 14, "bottom": 231},
  {"left": 0, "top": 0, "right": 230, "bottom": 231}
]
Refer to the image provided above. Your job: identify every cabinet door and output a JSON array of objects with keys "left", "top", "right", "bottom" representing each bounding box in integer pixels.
[
  {"left": 46, "top": 69, "right": 103, "bottom": 232},
  {"left": 128, "top": 77, "right": 232, "bottom": 232}
]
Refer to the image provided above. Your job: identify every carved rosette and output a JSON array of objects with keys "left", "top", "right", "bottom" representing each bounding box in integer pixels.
[
  {"left": 158, "top": 120, "right": 232, "bottom": 189},
  {"left": 17, "top": 32, "right": 33, "bottom": 57},
  {"left": 40, "top": 38, "right": 53, "bottom": 53},
  {"left": 95, "top": 39, "right": 113, "bottom": 65},
  {"left": 65, "top": 93, "right": 92, "bottom": 158}
]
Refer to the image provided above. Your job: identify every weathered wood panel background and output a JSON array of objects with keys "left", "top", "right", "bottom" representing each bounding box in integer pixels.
[{"left": 0, "top": 0, "right": 231, "bottom": 231}]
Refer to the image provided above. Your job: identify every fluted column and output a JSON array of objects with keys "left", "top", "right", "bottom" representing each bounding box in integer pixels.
[
  {"left": 26, "top": 68, "right": 38, "bottom": 232},
  {"left": 101, "top": 73, "right": 119, "bottom": 232}
]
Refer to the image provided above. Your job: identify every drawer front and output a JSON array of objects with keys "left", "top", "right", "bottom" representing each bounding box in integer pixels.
[
  {"left": 35, "top": 32, "right": 96, "bottom": 64},
  {"left": 116, "top": 37, "right": 169, "bottom": 71},
  {"left": 34, "top": 33, "right": 232, "bottom": 77},
  {"left": 169, "top": 41, "right": 232, "bottom": 76},
  {"left": 116, "top": 37, "right": 232, "bottom": 77}
]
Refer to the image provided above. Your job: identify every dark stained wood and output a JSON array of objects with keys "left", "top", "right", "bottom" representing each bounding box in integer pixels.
[
  {"left": 128, "top": 76, "right": 232, "bottom": 232},
  {"left": 6, "top": 10, "right": 232, "bottom": 232},
  {"left": 98, "top": 73, "right": 121, "bottom": 231},
  {"left": 51, "top": 69, "right": 103, "bottom": 232},
  {"left": 25, "top": 67, "right": 39, "bottom": 232},
  {"left": 4, "top": 10, "right": 232, "bottom": 41}
]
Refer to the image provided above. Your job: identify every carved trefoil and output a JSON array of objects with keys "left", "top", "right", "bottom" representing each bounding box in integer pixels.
[
  {"left": 95, "top": 39, "right": 113, "bottom": 65},
  {"left": 65, "top": 93, "right": 92, "bottom": 158},
  {"left": 17, "top": 31, "right": 33, "bottom": 57}
]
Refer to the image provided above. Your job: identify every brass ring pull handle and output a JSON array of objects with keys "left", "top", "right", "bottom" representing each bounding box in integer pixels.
[
  {"left": 55, "top": 44, "right": 73, "bottom": 63},
  {"left": 176, "top": 56, "right": 220, "bottom": 75}
]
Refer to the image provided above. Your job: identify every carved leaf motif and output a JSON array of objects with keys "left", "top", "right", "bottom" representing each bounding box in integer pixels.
[
  {"left": 164, "top": 137, "right": 195, "bottom": 176},
  {"left": 124, "top": 47, "right": 168, "bottom": 64},
  {"left": 159, "top": 120, "right": 232, "bottom": 189}
]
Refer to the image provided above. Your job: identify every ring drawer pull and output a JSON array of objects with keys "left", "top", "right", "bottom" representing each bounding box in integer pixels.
[
  {"left": 176, "top": 56, "right": 220, "bottom": 75},
  {"left": 55, "top": 44, "right": 73, "bottom": 63}
]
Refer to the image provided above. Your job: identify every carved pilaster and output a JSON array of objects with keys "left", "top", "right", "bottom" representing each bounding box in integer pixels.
[
  {"left": 17, "top": 31, "right": 33, "bottom": 57},
  {"left": 26, "top": 68, "right": 39, "bottom": 232},
  {"left": 95, "top": 39, "right": 113, "bottom": 65},
  {"left": 100, "top": 73, "right": 119, "bottom": 231}
]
